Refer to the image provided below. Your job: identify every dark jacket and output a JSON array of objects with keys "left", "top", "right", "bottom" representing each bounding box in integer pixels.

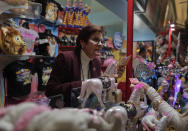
[{"left": 46, "top": 47, "right": 101, "bottom": 106}]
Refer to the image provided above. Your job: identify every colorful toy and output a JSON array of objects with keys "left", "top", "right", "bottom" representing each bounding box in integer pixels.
[{"left": 0, "top": 26, "right": 26, "bottom": 55}]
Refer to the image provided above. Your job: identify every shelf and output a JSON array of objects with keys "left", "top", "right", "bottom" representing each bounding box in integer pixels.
[
  {"left": 0, "top": 55, "right": 49, "bottom": 71},
  {"left": 3, "top": 1, "right": 42, "bottom": 20},
  {"left": 59, "top": 46, "right": 76, "bottom": 51},
  {"left": 58, "top": 26, "right": 81, "bottom": 35},
  {"left": 19, "top": 16, "right": 57, "bottom": 27},
  {"left": 102, "top": 46, "right": 114, "bottom": 50}
]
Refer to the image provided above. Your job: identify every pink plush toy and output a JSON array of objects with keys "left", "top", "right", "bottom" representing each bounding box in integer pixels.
[
  {"left": 0, "top": 102, "right": 126, "bottom": 131},
  {"left": 141, "top": 109, "right": 169, "bottom": 131}
]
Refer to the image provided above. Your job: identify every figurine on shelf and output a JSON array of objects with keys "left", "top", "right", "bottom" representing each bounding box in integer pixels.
[{"left": 0, "top": 26, "right": 26, "bottom": 55}]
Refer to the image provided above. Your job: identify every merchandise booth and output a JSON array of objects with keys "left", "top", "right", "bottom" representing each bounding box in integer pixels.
[{"left": 0, "top": 0, "right": 187, "bottom": 131}]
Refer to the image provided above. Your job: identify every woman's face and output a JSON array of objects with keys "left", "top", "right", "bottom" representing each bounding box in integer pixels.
[{"left": 81, "top": 32, "right": 103, "bottom": 59}]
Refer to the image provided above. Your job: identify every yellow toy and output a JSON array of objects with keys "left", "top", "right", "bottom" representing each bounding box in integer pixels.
[
  {"left": 45, "top": 2, "right": 58, "bottom": 22},
  {"left": 0, "top": 26, "right": 26, "bottom": 55}
]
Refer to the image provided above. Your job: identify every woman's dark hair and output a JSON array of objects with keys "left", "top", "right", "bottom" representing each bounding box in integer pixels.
[{"left": 76, "top": 24, "right": 104, "bottom": 48}]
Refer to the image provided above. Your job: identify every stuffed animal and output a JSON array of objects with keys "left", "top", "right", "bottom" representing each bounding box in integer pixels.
[
  {"left": 0, "top": 102, "right": 126, "bottom": 131},
  {"left": 141, "top": 108, "right": 169, "bottom": 131},
  {"left": 141, "top": 83, "right": 188, "bottom": 131},
  {"left": 0, "top": 26, "right": 26, "bottom": 55},
  {"left": 105, "top": 106, "right": 128, "bottom": 130}
]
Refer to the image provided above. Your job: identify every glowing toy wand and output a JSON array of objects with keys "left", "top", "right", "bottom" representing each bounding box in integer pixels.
[{"left": 173, "top": 75, "right": 182, "bottom": 107}]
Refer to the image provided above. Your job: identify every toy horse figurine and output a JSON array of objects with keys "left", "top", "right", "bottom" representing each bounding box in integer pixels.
[
  {"left": 77, "top": 56, "right": 131, "bottom": 108},
  {"left": 78, "top": 77, "right": 117, "bottom": 108}
]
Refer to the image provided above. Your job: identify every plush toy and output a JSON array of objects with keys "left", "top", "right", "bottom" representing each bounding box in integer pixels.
[
  {"left": 105, "top": 106, "right": 128, "bottom": 130},
  {"left": 0, "top": 102, "right": 126, "bottom": 131},
  {"left": 140, "top": 83, "right": 188, "bottom": 131},
  {"left": 0, "top": 103, "right": 37, "bottom": 131},
  {"left": 141, "top": 108, "right": 169, "bottom": 131},
  {"left": 0, "top": 26, "right": 26, "bottom": 55}
]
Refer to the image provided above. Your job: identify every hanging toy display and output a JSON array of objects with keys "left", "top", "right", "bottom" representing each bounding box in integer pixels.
[
  {"left": 82, "top": 4, "right": 89, "bottom": 27},
  {"left": 62, "top": 0, "right": 71, "bottom": 27},
  {"left": 67, "top": 7, "right": 74, "bottom": 28},
  {"left": 73, "top": 9, "right": 79, "bottom": 28},
  {"left": 68, "top": 0, "right": 77, "bottom": 28},
  {"left": 77, "top": 0, "right": 85, "bottom": 28},
  {"left": 57, "top": 0, "right": 91, "bottom": 30},
  {"left": 74, "top": 1, "right": 81, "bottom": 28}
]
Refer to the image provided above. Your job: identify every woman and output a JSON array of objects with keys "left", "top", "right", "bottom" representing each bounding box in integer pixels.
[{"left": 46, "top": 24, "right": 105, "bottom": 107}]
